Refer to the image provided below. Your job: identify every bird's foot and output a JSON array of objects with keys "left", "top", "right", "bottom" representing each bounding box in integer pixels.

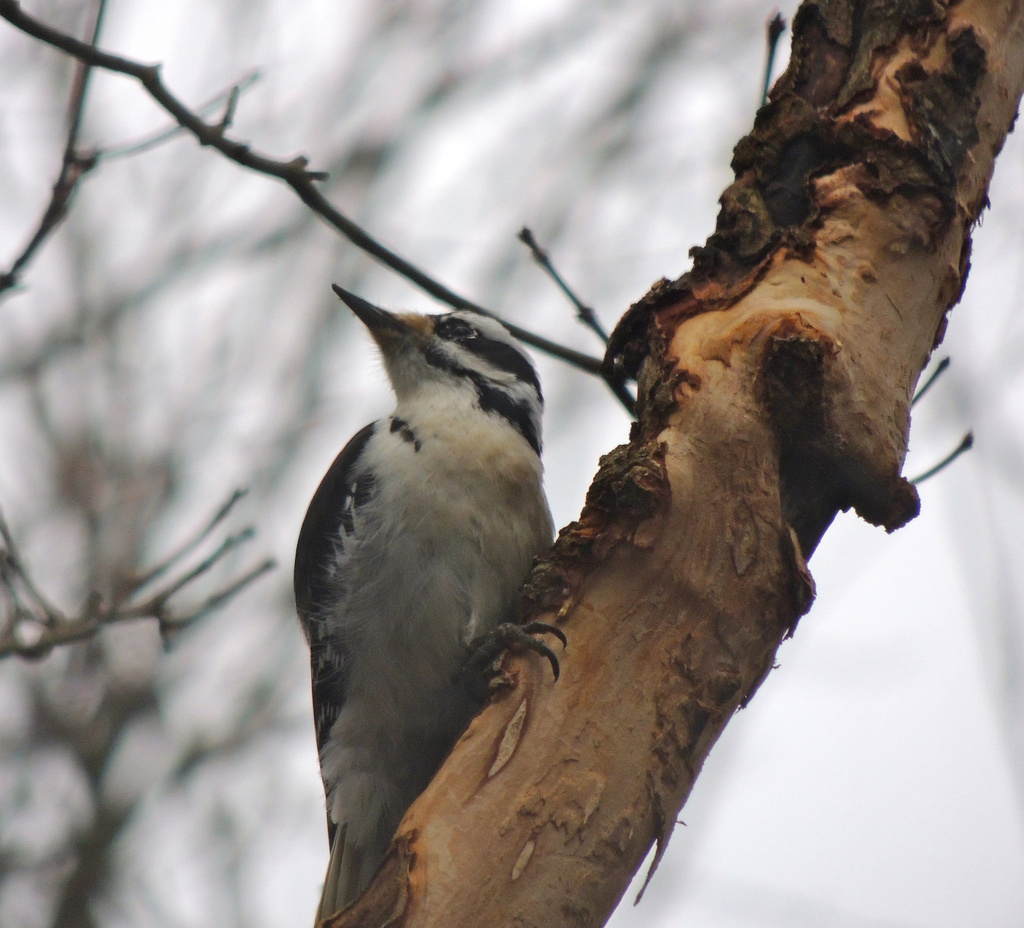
[{"left": 461, "top": 622, "right": 567, "bottom": 700}]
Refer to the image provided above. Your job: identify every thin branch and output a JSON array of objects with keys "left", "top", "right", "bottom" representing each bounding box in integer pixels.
[
  {"left": 169, "top": 558, "right": 276, "bottom": 628},
  {"left": 761, "top": 13, "right": 786, "bottom": 107},
  {"left": 66, "top": 0, "right": 108, "bottom": 150},
  {"left": 126, "top": 488, "right": 248, "bottom": 594},
  {"left": 911, "top": 431, "right": 974, "bottom": 484},
  {"left": 0, "top": 490, "right": 275, "bottom": 660},
  {"left": 134, "top": 528, "right": 256, "bottom": 613},
  {"left": 517, "top": 228, "right": 636, "bottom": 413},
  {"left": 98, "top": 70, "right": 261, "bottom": 161},
  {"left": 0, "top": 1, "right": 609, "bottom": 384},
  {"left": 217, "top": 84, "right": 242, "bottom": 132},
  {"left": 518, "top": 227, "right": 609, "bottom": 343},
  {"left": 911, "top": 356, "right": 950, "bottom": 407},
  {"left": 0, "top": 0, "right": 107, "bottom": 297},
  {"left": 63, "top": 0, "right": 107, "bottom": 159},
  {"left": 0, "top": 508, "right": 64, "bottom": 625}
]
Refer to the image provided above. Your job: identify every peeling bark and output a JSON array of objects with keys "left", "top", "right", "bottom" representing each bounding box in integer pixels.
[{"left": 326, "top": 1, "right": 1024, "bottom": 926}]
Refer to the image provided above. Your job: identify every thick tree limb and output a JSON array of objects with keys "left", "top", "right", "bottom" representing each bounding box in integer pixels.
[{"left": 328, "top": 2, "right": 1024, "bottom": 925}]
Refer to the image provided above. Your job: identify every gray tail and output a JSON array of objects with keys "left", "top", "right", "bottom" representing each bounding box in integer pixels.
[{"left": 315, "top": 825, "right": 373, "bottom": 925}]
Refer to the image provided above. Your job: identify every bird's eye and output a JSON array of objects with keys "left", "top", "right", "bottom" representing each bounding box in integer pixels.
[{"left": 439, "top": 317, "right": 477, "bottom": 342}]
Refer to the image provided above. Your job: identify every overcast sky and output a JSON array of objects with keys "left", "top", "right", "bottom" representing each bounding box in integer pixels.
[{"left": 1, "top": 2, "right": 1022, "bottom": 927}]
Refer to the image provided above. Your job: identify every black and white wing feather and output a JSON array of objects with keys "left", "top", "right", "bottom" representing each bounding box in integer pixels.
[{"left": 294, "top": 422, "right": 377, "bottom": 841}]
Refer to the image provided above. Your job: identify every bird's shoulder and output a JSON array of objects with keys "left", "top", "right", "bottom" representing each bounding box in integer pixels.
[{"left": 294, "top": 421, "right": 379, "bottom": 625}]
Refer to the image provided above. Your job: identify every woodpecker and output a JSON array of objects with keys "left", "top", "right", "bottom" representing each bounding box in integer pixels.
[{"left": 295, "top": 287, "right": 556, "bottom": 920}]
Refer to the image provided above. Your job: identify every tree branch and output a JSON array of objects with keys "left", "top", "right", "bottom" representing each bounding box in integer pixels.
[
  {"left": 518, "top": 227, "right": 609, "bottom": 344},
  {"left": 761, "top": 13, "right": 786, "bottom": 107},
  {"left": 98, "top": 70, "right": 261, "bottom": 161},
  {"left": 0, "top": 491, "right": 275, "bottom": 659},
  {"left": 518, "top": 227, "right": 636, "bottom": 413},
  {"left": 323, "top": 2, "right": 1024, "bottom": 924},
  {"left": 0, "top": 0, "right": 107, "bottom": 297},
  {"left": 912, "top": 431, "right": 974, "bottom": 484},
  {"left": 912, "top": 356, "right": 950, "bottom": 406},
  {"left": 0, "top": 0, "right": 614, "bottom": 395}
]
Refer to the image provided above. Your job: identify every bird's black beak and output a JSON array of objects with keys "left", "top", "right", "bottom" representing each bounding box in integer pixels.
[
  {"left": 333, "top": 285, "right": 405, "bottom": 336},
  {"left": 332, "top": 284, "right": 432, "bottom": 358}
]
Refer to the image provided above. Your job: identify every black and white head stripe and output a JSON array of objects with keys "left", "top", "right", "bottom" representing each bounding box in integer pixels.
[
  {"left": 426, "top": 312, "right": 544, "bottom": 454},
  {"left": 432, "top": 315, "right": 542, "bottom": 395}
]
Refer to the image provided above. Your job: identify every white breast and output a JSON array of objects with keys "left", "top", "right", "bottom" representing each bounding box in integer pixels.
[{"left": 319, "top": 395, "right": 553, "bottom": 848}]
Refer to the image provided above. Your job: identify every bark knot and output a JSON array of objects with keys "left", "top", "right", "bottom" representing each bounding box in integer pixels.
[{"left": 521, "top": 442, "right": 669, "bottom": 621}]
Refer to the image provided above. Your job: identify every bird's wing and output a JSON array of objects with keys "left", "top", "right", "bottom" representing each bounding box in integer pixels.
[{"left": 294, "top": 421, "right": 378, "bottom": 842}]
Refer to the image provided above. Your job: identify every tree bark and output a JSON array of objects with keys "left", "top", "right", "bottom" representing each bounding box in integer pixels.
[{"left": 329, "top": 1, "right": 1024, "bottom": 925}]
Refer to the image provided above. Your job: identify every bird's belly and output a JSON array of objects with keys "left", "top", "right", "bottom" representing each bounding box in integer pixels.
[
  {"left": 320, "top": 526, "right": 489, "bottom": 844},
  {"left": 321, "top": 490, "right": 520, "bottom": 794},
  {"left": 319, "top": 422, "right": 551, "bottom": 842}
]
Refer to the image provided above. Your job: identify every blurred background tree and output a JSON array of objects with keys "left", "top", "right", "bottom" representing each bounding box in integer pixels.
[{"left": 0, "top": 2, "right": 1022, "bottom": 927}]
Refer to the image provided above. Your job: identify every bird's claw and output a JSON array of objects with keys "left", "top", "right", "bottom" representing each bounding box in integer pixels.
[{"left": 462, "top": 621, "right": 567, "bottom": 699}]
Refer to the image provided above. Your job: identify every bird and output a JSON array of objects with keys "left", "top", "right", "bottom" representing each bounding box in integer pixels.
[{"left": 294, "top": 286, "right": 556, "bottom": 921}]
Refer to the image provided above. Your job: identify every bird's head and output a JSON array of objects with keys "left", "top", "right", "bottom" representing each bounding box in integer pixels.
[{"left": 333, "top": 285, "right": 544, "bottom": 455}]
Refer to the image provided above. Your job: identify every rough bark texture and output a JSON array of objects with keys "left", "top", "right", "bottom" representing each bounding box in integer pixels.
[{"left": 327, "top": 1, "right": 1024, "bottom": 926}]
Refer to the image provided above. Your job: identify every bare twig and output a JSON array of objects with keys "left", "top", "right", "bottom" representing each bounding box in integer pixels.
[
  {"left": 63, "top": 0, "right": 107, "bottom": 156},
  {"left": 0, "top": 0, "right": 107, "bottom": 297},
  {"left": 0, "top": 508, "right": 64, "bottom": 625},
  {"left": 908, "top": 358, "right": 968, "bottom": 483},
  {"left": 136, "top": 528, "right": 255, "bottom": 614},
  {"left": 517, "top": 229, "right": 636, "bottom": 413},
  {"left": 0, "top": 1, "right": 611, "bottom": 389},
  {"left": 170, "top": 558, "right": 276, "bottom": 628},
  {"left": 0, "top": 490, "right": 275, "bottom": 659},
  {"left": 911, "top": 431, "right": 974, "bottom": 484},
  {"left": 518, "top": 228, "right": 608, "bottom": 343},
  {"left": 912, "top": 356, "right": 950, "bottom": 407},
  {"left": 217, "top": 84, "right": 242, "bottom": 132},
  {"left": 98, "top": 70, "right": 261, "bottom": 161},
  {"left": 127, "top": 488, "right": 248, "bottom": 594},
  {"left": 761, "top": 13, "right": 786, "bottom": 107}
]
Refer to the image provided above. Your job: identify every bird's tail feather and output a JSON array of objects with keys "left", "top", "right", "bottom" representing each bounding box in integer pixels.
[{"left": 315, "top": 825, "right": 367, "bottom": 925}]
